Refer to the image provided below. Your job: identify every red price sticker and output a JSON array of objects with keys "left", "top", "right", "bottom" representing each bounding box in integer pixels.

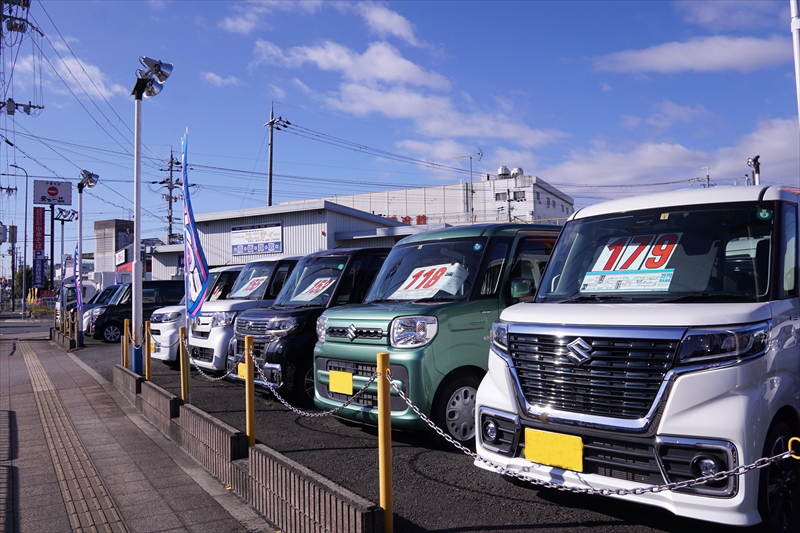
[
  {"left": 390, "top": 263, "right": 469, "bottom": 300},
  {"left": 592, "top": 233, "right": 681, "bottom": 272},
  {"left": 293, "top": 277, "right": 336, "bottom": 301}
]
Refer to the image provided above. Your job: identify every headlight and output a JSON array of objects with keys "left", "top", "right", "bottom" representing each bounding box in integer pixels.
[
  {"left": 491, "top": 321, "right": 508, "bottom": 353},
  {"left": 151, "top": 311, "right": 182, "bottom": 323},
  {"left": 211, "top": 311, "right": 237, "bottom": 327},
  {"left": 316, "top": 315, "right": 328, "bottom": 343},
  {"left": 92, "top": 307, "right": 107, "bottom": 316},
  {"left": 267, "top": 316, "right": 301, "bottom": 337},
  {"left": 677, "top": 321, "right": 769, "bottom": 364},
  {"left": 390, "top": 316, "right": 438, "bottom": 348}
]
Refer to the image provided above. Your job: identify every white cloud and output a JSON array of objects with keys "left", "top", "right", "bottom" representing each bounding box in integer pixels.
[
  {"left": 647, "top": 100, "right": 713, "bottom": 128},
  {"left": 201, "top": 72, "right": 243, "bottom": 87},
  {"left": 326, "top": 83, "right": 565, "bottom": 148},
  {"left": 13, "top": 54, "right": 126, "bottom": 100},
  {"left": 600, "top": 82, "right": 612, "bottom": 92},
  {"left": 267, "top": 83, "right": 286, "bottom": 100},
  {"left": 251, "top": 40, "right": 450, "bottom": 89},
  {"left": 540, "top": 117, "right": 799, "bottom": 202},
  {"left": 594, "top": 35, "right": 791, "bottom": 74},
  {"left": 219, "top": 0, "right": 326, "bottom": 35},
  {"left": 675, "top": 0, "right": 783, "bottom": 31},
  {"left": 356, "top": 3, "right": 422, "bottom": 47}
]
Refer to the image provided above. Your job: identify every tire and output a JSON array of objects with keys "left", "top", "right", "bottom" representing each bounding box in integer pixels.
[
  {"left": 101, "top": 323, "right": 122, "bottom": 343},
  {"left": 289, "top": 358, "right": 315, "bottom": 408},
  {"left": 432, "top": 373, "right": 481, "bottom": 445},
  {"left": 758, "top": 420, "right": 800, "bottom": 533}
]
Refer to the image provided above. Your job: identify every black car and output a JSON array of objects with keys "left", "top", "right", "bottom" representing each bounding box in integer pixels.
[
  {"left": 228, "top": 247, "right": 390, "bottom": 405},
  {"left": 91, "top": 280, "right": 184, "bottom": 342}
]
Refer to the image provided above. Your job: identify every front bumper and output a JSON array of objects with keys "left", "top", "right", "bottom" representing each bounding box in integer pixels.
[
  {"left": 472, "top": 348, "right": 773, "bottom": 526},
  {"left": 312, "top": 341, "right": 429, "bottom": 430},
  {"left": 149, "top": 322, "right": 181, "bottom": 362},
  {"left": 188, "top": 323, "right": 233, "bottom": 371},
  {"left": 226, "top": 333, "right": 315, "bottom": 393}
]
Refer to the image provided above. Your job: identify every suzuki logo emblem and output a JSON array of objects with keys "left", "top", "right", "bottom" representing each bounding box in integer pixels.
[
  {"left": 565, "top": 338, "right": 593, "bottom": 365},
  {"left": 346, "top": 324, "right": 358, "bottom": 341}
]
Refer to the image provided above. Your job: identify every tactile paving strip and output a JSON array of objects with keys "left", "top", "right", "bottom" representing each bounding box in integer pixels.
[{"left": 21, "top": 341, "right": 129, "bottom": 533}]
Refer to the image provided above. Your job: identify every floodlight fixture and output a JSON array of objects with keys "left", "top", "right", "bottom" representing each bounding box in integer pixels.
[
  {"left": 79, "top": 169, "right": 99, "bottom": 189},
  {"left": 139, "top": 56, "right": 173, "bottom": 83},
  {"left": 747, "top": 155, "right": 760, "bottom": 170}
]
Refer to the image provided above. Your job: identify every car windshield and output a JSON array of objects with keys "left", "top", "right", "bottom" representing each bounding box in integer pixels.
[
  {"left": 228, "top": 263, "right": 275, "bottom": 300},
  {"left": 113, "top": 285, "right": 132, "bottom": 305},
  {"left": 93, "top": 286, "right": 119, "bottom": 305},
  {"left": 536, "top": 202, "right": 776, "bottom": 304},
  {"left": 273, "top": 256, "right": 349, "bottom": 308},
  {"left": 207, "top": 269, "right": 241, "bottom": 301},
  {"left": 366, "top": 238, "right": 488, "bottom": 302}
]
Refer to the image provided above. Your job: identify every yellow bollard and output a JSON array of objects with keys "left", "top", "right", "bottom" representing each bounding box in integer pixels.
[
  {"left": 377, "top": 351, "right": 393, "bottom": 533},
  {"left": 179, "top": 326, "right": 191, "bottom": 404},
  {"left": 71, "top": 310, "right": 77, "bottom": 341},
  {"left": 53, "top": 308, "right": 57, "bottom": 329},
  {"left": 145, "top": 321, "right": 151, "bottom": 381},
  {"left": 123, "top": 319, "right": 130, "bottom": 368},
  {"left": 245, "top": 335, "right": 255, "bottom": 447}
]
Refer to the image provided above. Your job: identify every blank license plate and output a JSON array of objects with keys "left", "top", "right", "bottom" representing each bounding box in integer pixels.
[
  {"left": 237, "top": 363, "right": 248, "bottom": 380},
  {"left": 329, "top": 370, "right": 353, "bottom": 395},
  {"left": 524, "top": 428, "right": 583, "bottom": 472}
]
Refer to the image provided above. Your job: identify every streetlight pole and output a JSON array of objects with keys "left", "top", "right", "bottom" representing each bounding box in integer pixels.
[
  {"left": 10, "top": 164, "right": 28, "bottom": 318},
  {"left": 264, "top": 105, "right": 290, "bottom": 207},
  {"left": 54, "top": 208, "right": 77, "bottom": 286},
  {"left": 131, "top": 56, "right": 172, "bottom": 375},
  {"left": 77, "top": 170, "right": 98, "bottom": 347}
]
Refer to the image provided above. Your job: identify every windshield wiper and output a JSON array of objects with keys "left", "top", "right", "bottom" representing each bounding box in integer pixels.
[
  {"left": 558, "top": 294, "right": 634, "bottom": 303},
  {"left": 414, "top": 297, "right": 458, "bottom": 303},
  {"left": 368, "top": 298, "right": 401, "bottom": 304},
  {"left": 657, "top": 293, "right": 748, "bottom": 303}
]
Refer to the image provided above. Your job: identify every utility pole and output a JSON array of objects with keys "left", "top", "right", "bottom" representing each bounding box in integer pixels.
[
  {"left": 454, "top": 149, "right": 482, "bottom": 222},
  {"left": 158, "top": 148, "right": 183, "bottom": 244},
  {"left": 263, "top": 104, "right": 290, "bottom": 207},
  {"left": 702, "top": 167, "right": 710, "bottom": 188}
]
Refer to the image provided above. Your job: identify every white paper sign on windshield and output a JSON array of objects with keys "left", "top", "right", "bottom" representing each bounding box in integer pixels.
[
  {"left": 293, "top": 277, "right": 336, "bottom": 301},
  {"left": 390, "top": 263, "right": 468, "bottom": 300},
  {"left": 230, "top": 276, "right": 267, "bottom": 298},
  {"left": 582, "top": 232, "right": 682, "bottom": 292}
]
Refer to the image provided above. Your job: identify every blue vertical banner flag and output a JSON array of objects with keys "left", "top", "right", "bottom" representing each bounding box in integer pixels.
[
  {"left": 60, "top": 254, "right": 67, "bottom": 293},
  {"left": 182, "top": 129, "right": 210, "bottom": 318},
  {"left": 73, "top": 244, "right": 82, "bottom": 312}
]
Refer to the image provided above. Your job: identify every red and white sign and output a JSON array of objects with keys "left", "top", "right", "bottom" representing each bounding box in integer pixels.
[
  {"left": 590, "top": 233, "right": 682, "bottom": 272},
  {"left": 390, "top": 263, "right": 469, "bottom": 300},
  {"left": 33, "top": 180, "right": 72, "bottom": 205},
  {"left": 231, "top": 276, "right": 268, "bottom": 298},
  {"left": 293, "top": 277, "right": 335, "bottom": 301},
  {"left": 33, "top": 207, "right": 45, "bottom": 251}
]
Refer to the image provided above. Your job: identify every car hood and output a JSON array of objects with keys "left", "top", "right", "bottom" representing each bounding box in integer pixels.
[{"left": 198, "top": 299, "right": 275, "bottom": 313}]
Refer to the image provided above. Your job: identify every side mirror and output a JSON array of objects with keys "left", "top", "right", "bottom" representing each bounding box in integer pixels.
[{"left": 510, "top": 278, "right": 532, "bottom": 299}]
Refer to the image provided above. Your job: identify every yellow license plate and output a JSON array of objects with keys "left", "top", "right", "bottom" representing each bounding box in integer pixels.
[
  {"left": 237, "top": 362, "right": 248, "bottom": 380},
  {"left": 329, "top": 370, "right": 353, "bottom": 395},
  {"left": 524, "top": 428, "right": 583, "bottom": 472}
]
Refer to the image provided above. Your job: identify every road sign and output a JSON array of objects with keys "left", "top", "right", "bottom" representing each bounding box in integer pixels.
[{"left": 33, "top": 180, "right": 72, "bottom": 205}]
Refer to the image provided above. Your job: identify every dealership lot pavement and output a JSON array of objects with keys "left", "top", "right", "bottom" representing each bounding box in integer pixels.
[
  {"left": 0, "top": 316, "right": 274, "bottom": 533},
  {"left": 1, "top": 315, "right": 760, "bottom": 532}
]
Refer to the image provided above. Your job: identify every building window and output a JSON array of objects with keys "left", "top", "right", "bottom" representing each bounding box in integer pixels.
[
  {"left": 536, "top": 192, "right": 541, "bottom": 203},
  {"left": 546, "top": 198, "right": 550, "bottom": 208},
  {"left": 513, "top": 191, "right": 526, "bottom": 201},
  {"left": 495, "top": 192, "right": 508, "bottom": 201}
]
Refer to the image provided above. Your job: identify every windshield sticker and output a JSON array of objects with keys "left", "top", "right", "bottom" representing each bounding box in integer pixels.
[
  {"left": 390, "top": 263, "right": 469, "bottom": 300},
  {"left": 293, "top": 277, "right": 336, "bottom": 301},
  {"left": 591, "top": 233, "right": 682, "bottom": 272},
  {"left": 582, "top": 270, "right": 674, "bottom": 292},
  {"left": 473, "top": 243, "right": 483, "bottom": 251},
  {"left": 757, "top": 209, "right": 773, "bottom": 221},
  {"left": 230, "top": 276, "right": 267, "bottom": 298}
]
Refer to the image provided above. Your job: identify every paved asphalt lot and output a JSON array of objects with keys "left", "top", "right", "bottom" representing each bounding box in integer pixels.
[{"left": 69, "top": 334, "right": 760, "bottom": 533}]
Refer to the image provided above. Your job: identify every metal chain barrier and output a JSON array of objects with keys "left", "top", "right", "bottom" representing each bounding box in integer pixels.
[
  {"left": 248, "top": 347, "right": 379, "bottom": 418},
  {"left": 146, "top": 327, "right": 181, "bottom": 348},
  {"left": 384, "top": 374, "right": 799, "bottom": 496},
  {"left": 126, "top": 324, "right": 143, "bottom": 351},
  {"left": 184, "top": 337, "right": 240, "bottom": 382}
]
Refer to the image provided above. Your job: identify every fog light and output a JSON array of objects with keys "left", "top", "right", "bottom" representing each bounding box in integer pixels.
[
  {"left": 698, "top": 458, "right": 717, "bottom": 476},
  {"left": 483, "top": 419, "right": 499, "bottom": 443}
]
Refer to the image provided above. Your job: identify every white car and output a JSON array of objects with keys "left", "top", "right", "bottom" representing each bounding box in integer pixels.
[{"left": 150, "top": 265, "right": 243, "bottom": 366}]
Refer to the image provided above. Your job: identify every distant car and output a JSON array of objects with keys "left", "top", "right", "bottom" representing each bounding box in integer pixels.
[
  {"left": 90, "top": 280, "right": 184, "bottom": 342},
  {"left": 149, "top": 266, "right": 243, "bottom": 366},
  {"left": 82, "top": 284, "right": 128, "bottom": 333}
]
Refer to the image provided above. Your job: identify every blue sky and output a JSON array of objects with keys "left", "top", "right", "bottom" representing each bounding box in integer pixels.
[{"left": 1, "top": 0, "right": 799, "bottom": 270}]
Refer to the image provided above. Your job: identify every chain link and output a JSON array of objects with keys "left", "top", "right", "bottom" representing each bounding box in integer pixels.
[
  {"left": 147, "top": 327, "right": 181, "bottom": 348},
  {"left": 384, "top": 374, "right": 796, "bottom": 496},
  {"left": 247, "top": 347, "right": 379, "bottom": 418},
  {"left": 126, "top": 324, "right": 143, "bottom": 350},
  {"left": 184, "top": 337, "right": 240, "bottom": 382}
]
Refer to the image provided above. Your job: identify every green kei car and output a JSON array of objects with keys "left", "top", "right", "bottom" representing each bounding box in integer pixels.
[{"left": 313, "top": 223, "right": 561, "bottom": 444}]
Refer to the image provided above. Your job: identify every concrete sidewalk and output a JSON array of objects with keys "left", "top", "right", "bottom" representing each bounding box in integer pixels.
[{"left": 0, "top": 330, "right": 276, "bottom": 533}]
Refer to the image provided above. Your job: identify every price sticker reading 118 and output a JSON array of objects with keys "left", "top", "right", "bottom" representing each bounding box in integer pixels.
[{"left": 591, "top": 233, "right": 682, "bottom": 272}]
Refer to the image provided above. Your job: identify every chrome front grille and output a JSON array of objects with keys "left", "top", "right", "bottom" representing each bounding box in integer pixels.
[
  {"left": 327, "top": 326, "right": 385, "bottom": 341},
  {"left": 235, "top": 319, "right": 271, "bottom": 336},
  {"left": 509, "top": 332, "right": 678, "bottom": 419}
]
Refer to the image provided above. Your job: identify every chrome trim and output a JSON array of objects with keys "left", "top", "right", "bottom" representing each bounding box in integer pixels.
[
  {"left": 654, "top": 436, "right": 738, "bottom": 497},
  {"left": 497, "top": 323, "right": 768, "bottom": 435}
]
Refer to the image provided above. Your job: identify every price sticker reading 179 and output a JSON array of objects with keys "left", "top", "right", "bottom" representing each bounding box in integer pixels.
[{"left": 591, "top": 233, "right": 682, "bottom": 272}]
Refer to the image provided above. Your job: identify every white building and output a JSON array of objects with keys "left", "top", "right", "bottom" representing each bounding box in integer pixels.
[{"left": 279, "top": 167, "right": 574, "bottom": 226}]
